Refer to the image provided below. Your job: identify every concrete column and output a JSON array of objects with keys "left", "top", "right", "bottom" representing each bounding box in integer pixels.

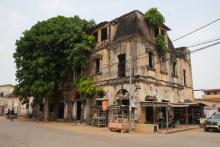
[
  {"left": 43, "top": 98, "right": 49, "bottom": 121},
  {"left": 67, "top": 102, "right": 73, "bottom": 120},
  {"left": 64, "top": 102, "right": 68, "bottom": 120}
]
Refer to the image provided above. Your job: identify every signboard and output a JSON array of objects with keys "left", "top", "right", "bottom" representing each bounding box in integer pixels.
[{"left": 102, "top": 100, "right": 108, "bottom": 111}]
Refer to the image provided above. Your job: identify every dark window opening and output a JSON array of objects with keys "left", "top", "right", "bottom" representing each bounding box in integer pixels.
[
  {"left": 101, "top": 28, "right": 107, "bottom": 41},
  {"left": 121, "top": 99, "right": 129, "bottom": 106},
  {"left": 214, "top": 91, "right": 217, "bottom": 95},
  {"left": 148, "top": 52, "right": 154, "bottom": 68},
  {"left": 118, "top": 54, "right": 126, "bottom": 77},
  {"left": 172, "top": 62, "right": 177, "bottom": 76},
  {"left": 95, "top": 58, "right": 101, "bottom": 73},
  {"left": 207, "top": 92, "right": 210, "bottom": 95},
  {"left": 0, "top": 92, "right": 4, "bottom": 97},
  {"left": 93, "top": 32, "right": 98, "bottom": 42},
  {"left": 154, "top": 27, "right": 159, "bottom": 37},
  {"left": 183, "top": 69, "right": 187, "bottom": 86},
  {"left": 161, "top": 29, "right": 165, "bottom": 35},
  {"left": 75, "top": 68, "right": 82, "bottom": 78}
]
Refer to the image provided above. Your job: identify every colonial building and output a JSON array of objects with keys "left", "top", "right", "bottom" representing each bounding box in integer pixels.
[{"left": 71, "top": 10, "right": 194, "bottom": 124}]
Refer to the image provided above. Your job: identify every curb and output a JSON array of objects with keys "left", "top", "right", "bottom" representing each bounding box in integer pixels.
[{"left": 157, "top": 126, "right": 199, "bottom": 134}]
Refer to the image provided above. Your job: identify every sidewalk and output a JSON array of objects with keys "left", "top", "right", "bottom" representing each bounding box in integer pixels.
[{"left": 158, "top": 125, "right": 200, "bottom": 134}]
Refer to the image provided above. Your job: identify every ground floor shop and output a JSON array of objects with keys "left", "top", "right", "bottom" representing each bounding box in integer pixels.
[{"left": 140, "top": 101, "right": 205, "bottom": 130}]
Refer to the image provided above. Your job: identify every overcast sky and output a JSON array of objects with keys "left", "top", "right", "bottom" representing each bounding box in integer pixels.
[{"left": 0, "top": 0, "right": 219, "bottom": 97}]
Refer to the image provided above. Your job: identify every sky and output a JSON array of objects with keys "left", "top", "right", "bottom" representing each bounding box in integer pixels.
[{"left": 0, "top": 0, "right": 220, "bottom": 97}]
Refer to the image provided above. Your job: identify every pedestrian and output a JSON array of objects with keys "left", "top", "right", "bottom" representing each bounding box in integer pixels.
[
  {"left": 159, "top": 111, "right": 164, "bottom": 128},
  {"left": 7, "top": 108, "right": 10, "bottom": 118},
  {"left": 10, "top": 108, "right": 15, "bottom": 121}
]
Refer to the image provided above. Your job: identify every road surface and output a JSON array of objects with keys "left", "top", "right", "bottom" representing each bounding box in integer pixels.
[{"left": 0, "top": 118, "right": 220, "bottom": 147}]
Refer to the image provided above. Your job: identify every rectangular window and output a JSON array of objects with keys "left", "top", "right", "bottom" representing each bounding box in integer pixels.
[
  {"left": 118, "top": 54, "right": 126, "bottom": 77},
  {"left": 207, "top": 92, "right": 210, "bottom": 95},
  {"left": 74, "top": 68, "right": 82, "bottom": 79},
  {"left": 214, "top": 91, "right": 217, "bottom": 95},
  {"left": 95, "top": 58, "right": 101, "bottom": 73},
  {"left": 160, "top": 57, "right": 166, "bottom": 73},
  {"left": 0, "top": 92, "right": 4, "bottom": 97},
  {"left": 161, "top": 29, "right": 165, "bottom": 35},
  {"left": 101, "top": 28, "right": 107, "bottom": 41},
  {"left": 93, "top": 32, "right": 98, "bottom": 42},
  {"left": 154, "top": 27, "right": 159, "bottom": 37},
  {"left": 183, "top": 69, "right": 187, "bottom": 86},
  {"left": 148, "top": 52, "right": 154, "bottom": 68},
  {"left": 172, "top": 61, "right": 177, "bottom": 76}
]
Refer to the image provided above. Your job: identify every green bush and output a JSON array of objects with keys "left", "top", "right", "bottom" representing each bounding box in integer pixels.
[
  {"left": 74, "top": 76, "right": 100, "bottom": 98},
  {"left": 144, "top": 8, "right": 165, "bottom": 28},
  {"left": 155, "top": 34, "right": 169, "bottom": 54}
]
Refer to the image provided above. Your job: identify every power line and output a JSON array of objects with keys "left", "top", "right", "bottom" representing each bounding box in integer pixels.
[
  {"left": 187, "top": 38, "right": 220, "bottom": 48},
  {"left": 190, "top": 41, "right": 220, "bottom": 53},
  {"left": 172, "top": 18, "right": 220, "bottom": 42}
]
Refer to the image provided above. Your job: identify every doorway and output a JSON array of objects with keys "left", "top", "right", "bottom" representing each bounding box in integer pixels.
[
  {"left": 146, "top": 106, "right": 154, "bottom": 124},
  {"left": 57, "top": 103, "right": 64, "bottom": 119},
  {"left": 76, "top": 101, "right": 81, "bottom": 120}
]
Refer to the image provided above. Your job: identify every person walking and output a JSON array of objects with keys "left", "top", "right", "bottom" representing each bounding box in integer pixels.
[
  {"left": 10, "top": 108, "right": 15, "bottom": 121},
  {"left": 7, "top": 108, "right": 10, "bottom": 118}
]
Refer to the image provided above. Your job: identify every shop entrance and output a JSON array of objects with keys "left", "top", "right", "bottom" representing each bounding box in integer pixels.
[{"left": 145, "top": 106, "right": 154, "bottom": 124}]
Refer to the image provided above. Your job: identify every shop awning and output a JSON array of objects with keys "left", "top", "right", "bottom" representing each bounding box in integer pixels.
[
  {"left": 140, "top": 101, "right": 168, "bottom": 107},
  {"left": 96, "top": 98, "right": 108, "bottom": 101},
  {"left": 168, "top": 103, "right": 189, "bottom": 107}
]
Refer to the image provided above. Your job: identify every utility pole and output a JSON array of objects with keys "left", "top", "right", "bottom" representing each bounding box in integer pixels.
[{"left": 128, "top": 43, "right": 133, "bottom": 132}]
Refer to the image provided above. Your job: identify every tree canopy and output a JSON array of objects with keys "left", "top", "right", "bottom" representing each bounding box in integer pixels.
[
  {"left": 13, "top": 16, "right": 95, "bottom": 105},
  {"left": 144, "top": 8, "right": 165, "bottom": 28}
]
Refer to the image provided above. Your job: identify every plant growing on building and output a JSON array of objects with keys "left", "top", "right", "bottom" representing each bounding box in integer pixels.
[
  {"left": 74, "top": 76, "right": 100, "bottom": 98},
  {"left": 155, "top": 34, "right": 169, "bottom": 54},
  {"left": 13, "top": 16, "right": 95, "bottom": 105},
  {"left": 144, "top": 7, "right": 165, "bottom": 28}
]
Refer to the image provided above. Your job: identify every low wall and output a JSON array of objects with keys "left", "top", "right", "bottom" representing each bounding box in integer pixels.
[{"left": 134, "top": 123, "right": 158, "bottom": 133}]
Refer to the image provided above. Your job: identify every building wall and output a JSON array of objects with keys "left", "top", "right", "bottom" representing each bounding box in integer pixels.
[
  {"left": 0, "top": 85, "right": 14, "bottom": 96},
  {"left": 88, "top": 11, "right": 194, "bottom": 122},
  {"left": 0, "top": 85, "right": 28, "bottom": 116}
]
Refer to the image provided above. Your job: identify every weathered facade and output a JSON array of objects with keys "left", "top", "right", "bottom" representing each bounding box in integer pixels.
[
  {"left": 196, "top": 89, "right": 220, "bottom": 108},
  {"left": 0, "top": 84, "right": 28, "bottom": 116},
  {"left": 87, "top": 10, "right": 194, "bottom": 123}
]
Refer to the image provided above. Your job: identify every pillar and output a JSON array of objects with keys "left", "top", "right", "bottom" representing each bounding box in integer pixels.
[
  {"left": 64, "top": 102, "right": 68, "bottom": 120},
  {"left": 43, "top": 98, "right": 49, "bottom": 121}
]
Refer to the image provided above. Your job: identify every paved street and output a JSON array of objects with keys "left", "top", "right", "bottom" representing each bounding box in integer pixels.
[{"left": 0, "top": 118, "right": 220, "bottom": 147}]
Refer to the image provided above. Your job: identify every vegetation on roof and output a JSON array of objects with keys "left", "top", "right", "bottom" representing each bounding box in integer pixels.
[{"left": 144, "top": 8, "right": 165, "bottom": 28}]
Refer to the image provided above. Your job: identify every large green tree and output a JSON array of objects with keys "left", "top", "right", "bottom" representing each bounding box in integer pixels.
[{"left": 13, "top": 16, "right": 95, "bottom": 105}]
